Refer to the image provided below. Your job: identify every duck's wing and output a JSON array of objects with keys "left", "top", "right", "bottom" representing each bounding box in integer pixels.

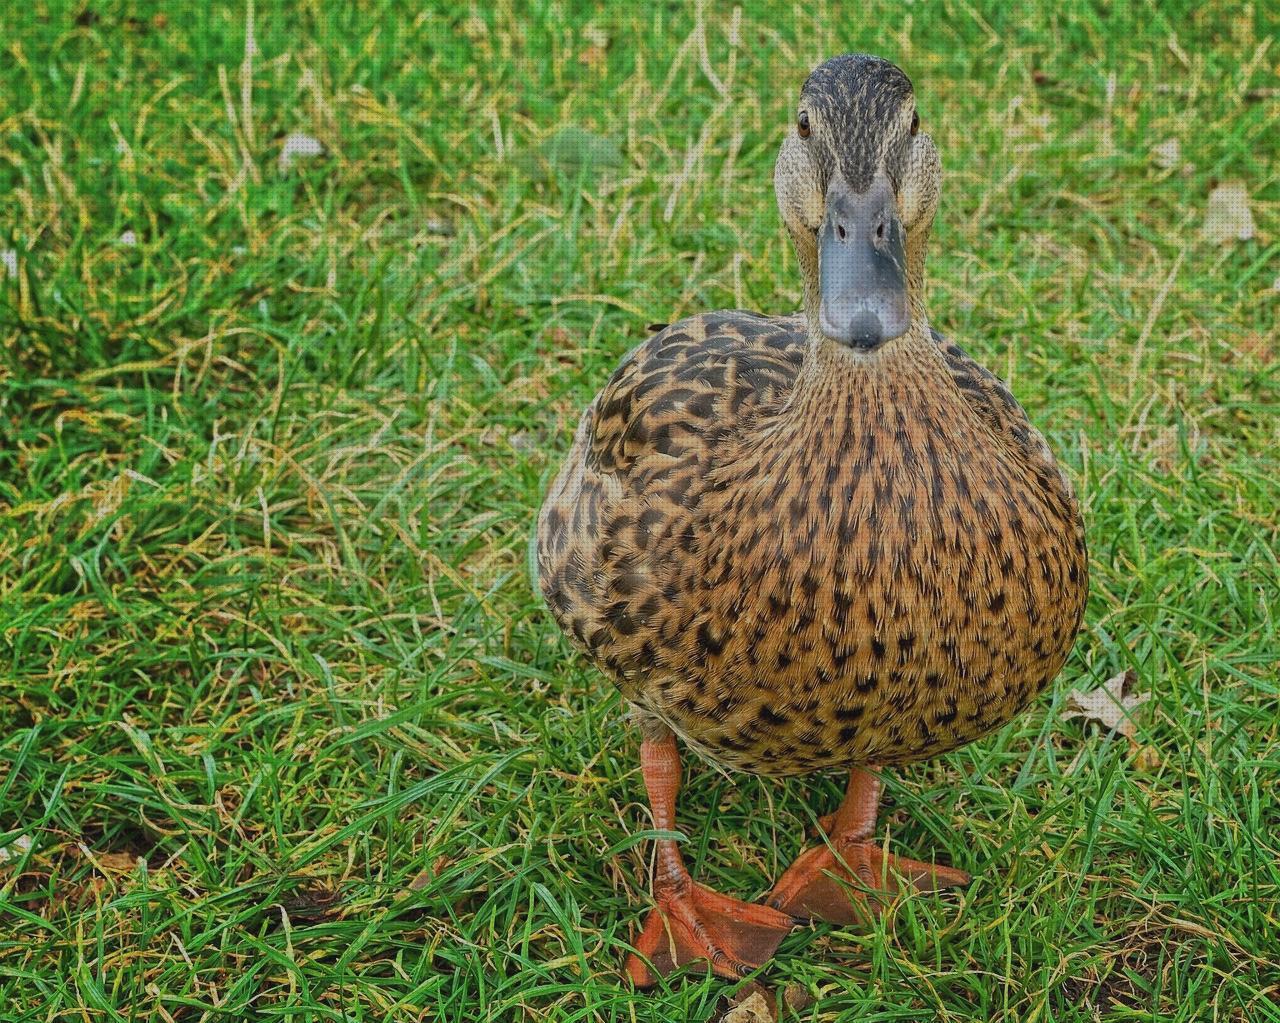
[
  {"left": 536, "top": 311, "right": 804, "bottom": 667},
  {"left": 932, "top": 328, "right": 1076, "bottom": 498},
  {"left": 589, "top": 313, "right": 804, "bottom": 477}
]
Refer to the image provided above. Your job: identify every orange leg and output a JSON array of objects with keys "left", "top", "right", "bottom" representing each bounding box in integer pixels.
[
  {"left": 624, "top": 736, "right": 794, "bottom": 986},
  {"left": 766, "top": 767, "right": 970, "bottom": 925}
]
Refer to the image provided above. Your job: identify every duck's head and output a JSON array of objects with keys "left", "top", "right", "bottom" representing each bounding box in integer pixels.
[{"left": 775, "top": 54, "right": 941, "bottom": 352}]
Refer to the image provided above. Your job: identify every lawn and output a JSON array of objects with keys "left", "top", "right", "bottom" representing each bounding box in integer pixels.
[{"left": 1, "top": 1, "right": 1278, "bottom": 1020}]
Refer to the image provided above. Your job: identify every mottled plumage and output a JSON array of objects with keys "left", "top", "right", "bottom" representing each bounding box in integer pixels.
[{"left": 539, "top": 315, "right": 1086, "bottom": 776}]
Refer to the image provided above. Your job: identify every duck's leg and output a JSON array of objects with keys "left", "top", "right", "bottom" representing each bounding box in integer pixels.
[
  {"left": 766, "top": 766, "right": 970, "bottom": 925},
  {"left": 624, "top": 733, "right": 794, "bottom": 986}
]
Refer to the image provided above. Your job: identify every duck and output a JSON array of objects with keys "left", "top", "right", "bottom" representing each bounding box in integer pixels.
[{"left": 536, "top": 53, "right": 1088, "bottom": 985}]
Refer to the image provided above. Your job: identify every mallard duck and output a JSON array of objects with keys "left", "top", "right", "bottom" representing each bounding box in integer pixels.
[{"left": 536, "top": 53, "right": 1088, "bottom": 985}]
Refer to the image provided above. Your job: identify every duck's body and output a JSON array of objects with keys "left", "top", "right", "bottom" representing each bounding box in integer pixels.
[
  {"left": 536, "top": 54, "right": 1088, "bottom": 985},
  {"left": 540, "top": 313, "right": 1086, "bottom": 777}
]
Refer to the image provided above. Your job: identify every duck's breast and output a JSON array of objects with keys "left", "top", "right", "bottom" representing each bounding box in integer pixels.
[{"left": 640, "top": 347, "right": 1087, "bottom": 775}]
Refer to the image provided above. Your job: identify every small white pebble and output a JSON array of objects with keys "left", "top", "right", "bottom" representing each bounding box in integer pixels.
[
  {"left": 119, "top": 229, "right": 138, "bottom": 246},
  {"left": 0, "top": 835, "right": 33, "bottom": 863},
  {"left": 1, "top": 249, "right": 16, "bottom": 279},
  {"left": 279, "top": 132, "right": 324, "bottom": 172}
]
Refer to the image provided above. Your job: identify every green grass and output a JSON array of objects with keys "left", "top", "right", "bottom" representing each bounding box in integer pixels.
[{"left": 1, "top": 1, "right": 1278, "bottom": 1019}]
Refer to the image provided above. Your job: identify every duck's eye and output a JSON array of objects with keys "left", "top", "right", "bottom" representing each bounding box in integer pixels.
[
  {"left": 797, "top": 110, "right": 810, "bottom": 138},
  {"left": 910, "top": 110, "right": 920, "bottom": 136}
]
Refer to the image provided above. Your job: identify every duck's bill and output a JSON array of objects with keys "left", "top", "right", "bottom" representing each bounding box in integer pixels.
[{"left": 818, "top": 173, "right": 910, "bottom": 350}]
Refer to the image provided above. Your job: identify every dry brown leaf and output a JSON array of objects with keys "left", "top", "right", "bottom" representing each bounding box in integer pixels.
[
  {"left": 54, "top": 875, "right": 108, "bottom": 910},
  {"left": 279, "top": 883, "right": 345, "bottom": 922},
  {"left": 1062, "top": 669, "right": 1149, "bottom": 737},
  {"left": 406, "top": 854, "right": 452, "bottom": 893},
  {"left": 722, "top": 990, "right": 775, "bottom": 1023},
  {"left": 783, "top": 982, "right": 814, "bottom": 1012},
  {"left": 1133, "top": 744, "right": 1162, "bottom": 771},
  {"left": 1201, "top": 181, "right": 1255, "bottom": 244},
  {"left": 86, "top": 849, "right": 144, "bottom": 875},
  {"left": 1235, "top": 333, "right": 1275, "bottom": 365}
]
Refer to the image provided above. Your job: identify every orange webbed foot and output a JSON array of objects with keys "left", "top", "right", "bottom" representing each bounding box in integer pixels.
[
  {"left": 625, "top": 880, "right": 794, "bottom": 986},
  {"left": 766, "top": 839, "right": 970, "bottom": 925},
  {"left": 767, "top": 767, "right": 970, "bottom": 925}
]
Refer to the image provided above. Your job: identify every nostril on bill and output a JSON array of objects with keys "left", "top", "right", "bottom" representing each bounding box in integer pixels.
[
  {"left": 847, "top": 311, "right": 884, "bottom": 347},
  {"left": 836, "top": 223, "right": 846, "bottom": 240}
]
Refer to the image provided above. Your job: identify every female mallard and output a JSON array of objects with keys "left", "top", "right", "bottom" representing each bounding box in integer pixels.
[{"left": 537, "top": 53, "right": 1088, "bottom": 984}]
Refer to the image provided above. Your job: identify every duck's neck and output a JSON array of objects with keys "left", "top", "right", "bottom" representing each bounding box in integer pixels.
[{"left": 792, "top": 320, "right": 938, "bottom": 398}]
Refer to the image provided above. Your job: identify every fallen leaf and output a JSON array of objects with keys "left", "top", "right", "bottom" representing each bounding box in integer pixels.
[
  {"left": 279, "top": 883, "right": 344, "bottom": 922},
  {"left": 1133, "top": 744, "right": 1162, "bottom": 771},
  {"left": 1151, "top": 138, "right": 1181, "bottom": 170},
  {"left": 279, "top": 132, "right": 325, "bottom": 172},
  {"left": 783, "top": 982, "right": 814, "bottom": 1012},
  {"left": 1201, "top": 181, "right": 1255, "bottom": 244},
  {"left": 54, "top": 875, "right": 108, "bottom": 910},
  {"left": 722, "top": 989, "right": 775, "bottom": 1023},
  {"left": 1062, "top": 669, "right": 1149, "bottom": 737},
  {"left": 1235, "top": 333, "right": 1275, "bottom": 365},
  {"left": 582, "top": 24, "right": 610, "bottom": 49},
  {"left": 406, "top": 854, "right": 452, "bottom": 893},
  {"left": 76, "top": 845, "right": 144, "bottom": 875},
  {"left": 510, "top": 430, "right": 536, "bottom": 452},
  {"left": 0, "top": 835, "right": 32, "bottom": 864}
]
